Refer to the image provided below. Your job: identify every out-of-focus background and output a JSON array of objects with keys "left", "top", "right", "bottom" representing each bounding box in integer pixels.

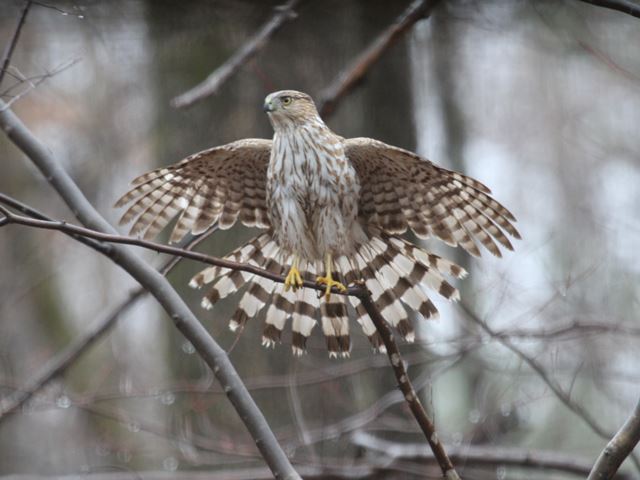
[{"left": 1, "top": 1, "right": 639, "bottom": 478}]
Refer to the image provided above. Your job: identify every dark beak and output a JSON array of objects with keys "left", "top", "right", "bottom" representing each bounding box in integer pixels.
[{"left": 263, "top": 101, "right": 274, "bottom": 112}]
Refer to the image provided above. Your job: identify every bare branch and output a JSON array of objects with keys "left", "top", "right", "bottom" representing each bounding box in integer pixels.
[
  {"left": 0, "top": 100, "right": 301, "bottom": 480},
  {"left": 171, "top": 0, "right": 301, "bottom": 109},
  {"left": 588, "top": 398, "right": 640, "bottom": 480},
  {"left": 318, "top": 0, "right": 439, "bottom": 118},
  {"left": 459, "top": 302, "right": 640, "bottom": 472},
  {"left": 576, "top": 0, "right": 640, "bottom": 19},
  {"left": 0, "top": 58, "right": 80, "bottom": 110},
  {"left": 352, "top": 431, "right": 635, "bottom": 480},
  {"left": 0, "top": 1, "right": 32, "bottom": 88}
]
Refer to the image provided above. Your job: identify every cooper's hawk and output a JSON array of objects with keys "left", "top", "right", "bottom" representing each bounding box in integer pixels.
[{"left": 116, "top": 90, "right": 519, "bottom": 357}]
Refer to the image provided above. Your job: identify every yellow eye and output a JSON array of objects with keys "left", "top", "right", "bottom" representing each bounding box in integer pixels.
[{"left": 281, "top": 96, "right": 293, "bottom": 106}]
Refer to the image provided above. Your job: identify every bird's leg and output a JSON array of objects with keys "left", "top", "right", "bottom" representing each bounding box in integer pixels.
[
  {"left": 284, "top": 254, "right": 304, "bottom": 292},
  {"left": 316, "top": 252, "right": 347, "bottom": 300}
]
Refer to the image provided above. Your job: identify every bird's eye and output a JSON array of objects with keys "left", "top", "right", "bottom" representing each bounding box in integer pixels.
[{"left": 281, "top": 96, "right": 293, "bottom": 106}]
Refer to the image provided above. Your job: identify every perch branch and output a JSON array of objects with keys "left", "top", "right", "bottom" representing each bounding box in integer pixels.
[
  {"left": 0, "top": 101, "right": 301, "bottom": 480},
  {"left": 318, "top": 0, "right": 439, "bottom": 118},
  {"left": 588, "top": 397, "right": 640, "bottom": 480},
  {"left": 0, "top": 203, "right": 462, "bottom": 477},
  {"left": 171, "top": 0, "right": 301, "bottom": 109}
]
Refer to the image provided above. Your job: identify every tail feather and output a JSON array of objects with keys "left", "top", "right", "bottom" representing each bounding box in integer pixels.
[
  {"left": 356, "top": 246, "right": 415, "bottom": 342},
  {"left": 291, "top": 285, "right": 318, "bottom": 356},
  {"left": 262, "top": 288, "right": 294, "bottom": 348},
  {"left": 229, "top": 276, "right": 274, "bottom": 332},
  {"left": 321, "top": 294, "right": 350, "bottom": 358},
  {"left": 190, "top": 230, "right": 465, "bottom": 357}
]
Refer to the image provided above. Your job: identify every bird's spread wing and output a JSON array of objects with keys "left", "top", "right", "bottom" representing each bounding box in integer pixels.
[
  {"left": 115, "top": 138, "right": 272, "bottom": 243},
  {"left": 345, "top": 137, "right": 520, "bottom": 257}
]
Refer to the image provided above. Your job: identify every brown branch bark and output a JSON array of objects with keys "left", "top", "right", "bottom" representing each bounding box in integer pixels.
[
  {"left": 318, "top": 0, "right": 439, "bottom": 118},
  {"left": 588, "top": 398, "right": 640, "bottom": 480},
  {"left": 171, "top": 0, "right": 301, "bottom": 109},
  {"left": 359, "top": 294, "right": 461, "bottom": 479}
]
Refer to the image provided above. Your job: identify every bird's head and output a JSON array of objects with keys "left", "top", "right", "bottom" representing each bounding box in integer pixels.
[{"left": 263, "top": 90, "right": 320, "bottom": 130}]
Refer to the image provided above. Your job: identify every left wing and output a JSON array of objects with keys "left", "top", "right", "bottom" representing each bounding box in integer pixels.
[
  {"left": 115, "top": 138, "right": 272, "bottom": 243},
  {"left": 345, "top": 137, "right": 520, "bottom": 257}
]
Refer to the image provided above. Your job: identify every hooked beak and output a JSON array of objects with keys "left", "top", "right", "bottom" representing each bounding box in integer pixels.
[{"left": 263, "top": 100, "right": 274, "bottom": 113}]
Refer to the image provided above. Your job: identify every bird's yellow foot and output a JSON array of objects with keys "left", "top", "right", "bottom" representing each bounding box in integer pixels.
[
  {"left": 284, "top": 265, "right": 304, "bottom": 292},
  {"left": 316, "top": 275, "right": 347, "bottom": 300}
]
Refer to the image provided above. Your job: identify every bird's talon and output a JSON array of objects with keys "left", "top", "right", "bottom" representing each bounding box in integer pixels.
[
  {"left": 316, "top": 275, "right": 347, "bottom": 301},
  {"left": 284, "top": 265, "right": 303, "bottom": 291}
]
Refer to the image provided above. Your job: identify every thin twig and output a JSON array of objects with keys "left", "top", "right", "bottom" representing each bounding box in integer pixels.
[
  {"left": 0, "top": 0, "right": 32, "bottom": 88},
  {"left": 0, "top": 58, "right": 80, "bottom": 110},
  {"left": 576, "top": 0, "right": 640, "bottom": 19},
  {"left": 171, "top": 0, "right": 301, "bottom": 109},
  {"left": 588, "top": 397, "right": 640, "bottom": 480},
  {"left": 459, "top": 302, "right": 640, "bottom": 473},
  {"left": 318, "top": 0, "right": 439, "bottom": 118},
  {"left": 0, "top": 100, "right": 301, "bottom": 480}
]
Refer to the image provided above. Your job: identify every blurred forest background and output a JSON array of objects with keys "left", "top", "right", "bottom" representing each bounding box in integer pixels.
[{"left": 0, "top": 0, "right": 639, "bottom": 478}]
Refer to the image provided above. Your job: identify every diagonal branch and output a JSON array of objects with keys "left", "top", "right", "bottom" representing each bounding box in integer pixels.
[
  {"left": 588, "top": 397, "right": 640, "bottom": 480},
  {"left": 0, "top": 1, "right": 32, "bottom": 88},
  {"left": 171, "top": 0, "right": 301, "bottom": 109},
  {"left": 360, "top": 294, "right": 461, "bottom": 479},
  {"left": 576, "top": 0, "right": 640, "bottom": 19},
  {"left": 0, "top": 101, "right": 301, "bottom": 480},
  {"left": 318, "top": 0, "right": 439, "bottom": 118}
]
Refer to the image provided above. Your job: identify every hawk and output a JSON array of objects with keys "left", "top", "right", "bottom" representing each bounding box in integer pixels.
[{"left": 116, "top": 90, "right": 519, "bottom": 357}]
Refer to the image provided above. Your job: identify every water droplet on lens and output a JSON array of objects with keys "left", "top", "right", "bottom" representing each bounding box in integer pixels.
[
  {"left": 496, "top": 465, "right": 506, "bottom": 479},
  {"left": 468, "top": 409, "right": 481, "bottom": 424},
  {"left": 160, "top": 391, "right": 175, "bottom": 405},
  {"left": 56, "top": 395, "right": 71, "bottom": 409},
  {"left": 163, "top": 456, "right": 178, "bottom": 471},
  {"left": 117, "top": 450, "right": 132, "bottom": 463},
  {"left": 182, "top": 341, "right": 195, "bottom": 354}
]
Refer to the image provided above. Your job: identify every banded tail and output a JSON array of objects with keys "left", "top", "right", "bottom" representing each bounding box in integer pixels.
[{"left": 190, "top": 230, "right": 466, "bottom": 358}]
